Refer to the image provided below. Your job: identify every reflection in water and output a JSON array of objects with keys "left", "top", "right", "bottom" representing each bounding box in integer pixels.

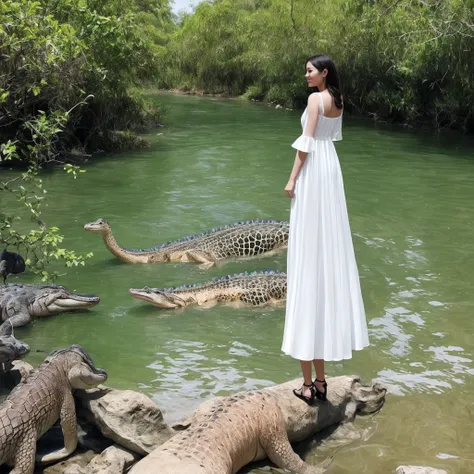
[
  {"left": 360, "top": 231, "right": 474, "bottom": 401},
  {"left": 147, "top": 339, "right": 275, "bottom": 422},
  {"left": 378, "top": 368, "right": 451, "bottom": 395}
]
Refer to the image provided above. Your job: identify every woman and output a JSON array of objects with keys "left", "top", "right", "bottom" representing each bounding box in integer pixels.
[{"left": 281, "top": 55, "right": 369, "bottom": 404}]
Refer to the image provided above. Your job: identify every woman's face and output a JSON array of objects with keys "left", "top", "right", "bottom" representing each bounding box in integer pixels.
[{"left": 305, "top": 62, "right": 327, "bottom": 88}]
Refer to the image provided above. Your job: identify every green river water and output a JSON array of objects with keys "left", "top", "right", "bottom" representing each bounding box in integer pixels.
[{"left": 2, "top": 92, "right": 474, "bottom": 473}]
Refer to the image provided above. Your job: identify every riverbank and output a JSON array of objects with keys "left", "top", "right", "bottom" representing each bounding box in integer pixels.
[{"left": 161, "top": 88, "right": 474, "bottom": 135}]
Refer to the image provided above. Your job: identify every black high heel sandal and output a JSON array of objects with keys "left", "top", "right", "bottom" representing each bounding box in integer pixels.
[
  {"left": 314, "top": 379, "right": 328, "bottom": 401},
  {"left": 293, "top": 382, "right": 316, "bottom": 406}
]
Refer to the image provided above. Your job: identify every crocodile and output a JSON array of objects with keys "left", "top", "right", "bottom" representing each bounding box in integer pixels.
[
  {"left": 129, "top": 270, "right": 287, "bottom": 309},
  {"left": 129, "top": 376, "right": 386, "bottom": 474},
  {"left": 0, "top": 284, "right": 100, "bottom": 328},
  {"left": 84, "top": 218, "right": 289, "bottom": 265},
  {"left": 0, "top": 322, "right": 29, "bottom": 369},
  {"left": 0, "top": 344, "right": 107, "bottom": 473}
]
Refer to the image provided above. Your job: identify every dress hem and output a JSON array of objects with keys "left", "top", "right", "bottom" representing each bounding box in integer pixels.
[{"left": 281, "top": 342, "right": 370, "bottom": 362}]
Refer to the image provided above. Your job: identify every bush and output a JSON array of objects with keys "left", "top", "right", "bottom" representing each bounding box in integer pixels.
[
  {"left": 0, "top": 0, "right": 169, "bottom": 166},
  {"left": 242, "top": 85, "right": 265, "bottom": 101}
]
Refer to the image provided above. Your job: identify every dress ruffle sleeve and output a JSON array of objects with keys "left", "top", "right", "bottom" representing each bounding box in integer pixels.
[{"left": 291, "top": 135, "right": 317, "bottom": 153}]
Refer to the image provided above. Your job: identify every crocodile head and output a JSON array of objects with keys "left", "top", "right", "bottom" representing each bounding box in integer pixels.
[
  {"left": 129, "top": 287, "right": 186, "bottom": 309},
  {"left": 48, "top": 344, "right": 107, "bottom": 389},
  {"left": 0, "top": 322, "right": 30, "bottom": 364},
  {"left": 29, "top": 285, "right": 100, "bottom": 316},
  {"left": 84, "top": 218, "right": 111, "bottom": 236}
]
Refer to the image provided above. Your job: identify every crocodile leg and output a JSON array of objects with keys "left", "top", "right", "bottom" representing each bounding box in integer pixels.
[
  {"left": 184, "top": 250, "right": 215, "bottom": 267},
  {"left": 37, "top": 391, "right": 77, "bottom": 463},
  {"left": 259, "top": 417, "right": 333, "bottom": 474},
  {"left": 1, "top": 309, "right": 31, "bottom": 328},
  {"left": 11, "top": 435, "right": 36, "bottom": 474}
]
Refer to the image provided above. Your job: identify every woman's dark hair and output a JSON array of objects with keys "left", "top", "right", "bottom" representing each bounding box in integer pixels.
[{"left": 306, "top": 54, "right": 343, "bottom": 109}]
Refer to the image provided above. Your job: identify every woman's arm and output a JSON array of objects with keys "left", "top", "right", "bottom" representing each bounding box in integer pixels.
[
  {"left": 284, "top": 151, "right": 306, "bottom": 198},
  {"left": 284, "top": 94, "right": 320, "bottom": 198}
]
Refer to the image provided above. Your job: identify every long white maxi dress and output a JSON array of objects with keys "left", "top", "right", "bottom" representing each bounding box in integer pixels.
[{"left": 281, "top": 93, "right": 369, "bottom": 361}]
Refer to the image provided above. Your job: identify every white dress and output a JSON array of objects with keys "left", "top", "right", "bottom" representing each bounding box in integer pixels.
[{"left": 281, "top": 93, "right": 369, "bottom": 361}]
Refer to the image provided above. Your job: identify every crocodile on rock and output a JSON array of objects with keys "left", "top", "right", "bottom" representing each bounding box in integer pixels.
[
  {"left": 0, "top": 284, "right": 100, "bottom": 328},
  {"left": 129, "top": 270, "right": 287, "bottom": 308},
  {"left": 0, "top": 344, "right": 107, "bottom": 474},
  {"left": 84, "top": 218, "right": 289, "bottom": 265},
  {"left": 129, "top": 376, "right": 387, "bottom": 474}
]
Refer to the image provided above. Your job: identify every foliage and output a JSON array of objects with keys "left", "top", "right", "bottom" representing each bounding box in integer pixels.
[
  {"left": 163, "top": 0, "right": 474, "bottom": 131},
  {"left": 0, "top": 0, "right": 173, "bottom": 279},
  {"left": 0, "top": 0, "right": 170, "bottom": 165},
  {"left": 0, "top": 164, "right": 93, "bottom": 281}
]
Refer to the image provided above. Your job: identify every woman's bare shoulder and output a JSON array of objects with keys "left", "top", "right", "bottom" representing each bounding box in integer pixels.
[{"left": 307, "top": 92, "right": 321, "bottom": 107}]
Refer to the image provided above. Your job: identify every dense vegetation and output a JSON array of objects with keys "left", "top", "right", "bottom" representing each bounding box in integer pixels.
[
  {"left": 0, "top": 0, "right": 173, "bottom": 278},
  {"left": 1, "top": 0, "right": 472, "bottom": 278},
  {"left": 0, "top": 0, "right": 172, "bottom": 165},
  {"left": 162, "top": 0, "right": 474, "bottom": 132}
]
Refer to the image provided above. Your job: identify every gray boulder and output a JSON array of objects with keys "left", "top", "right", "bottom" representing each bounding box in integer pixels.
[
  {"left": 0, "top": 359, "right": 34, "bottom": 403},
  {"left": 75, "top": 386, "right": 174, "bottom": 455}
]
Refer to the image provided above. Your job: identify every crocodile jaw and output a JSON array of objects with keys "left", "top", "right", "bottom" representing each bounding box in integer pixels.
[
  {"left": 129, "top": 289, "right": 180, "bottom": 309},
  {"left": 46, "top": 294, "right": 100, "bottom": 312},
  {"left": 73, "top": 367, "right": 108, "bottom": 388}
]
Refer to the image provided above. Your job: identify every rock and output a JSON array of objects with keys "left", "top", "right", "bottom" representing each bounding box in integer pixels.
[
  {"left": 396, "top": 467, "right": 448, "bottom": 474},
  {"left": 76, "top": 418, "right": 114, "bottom": 453},
  {"left": 263, "top": 376, "right": 386, "bottom": 444},
  {"left": 86, "top": 444, "right": 140, "bottom": 473},
  {"left": 0, "top": 359, "right": 34, "bottom": 397},
  {"left": 75, "top": 386, "right": 174, "bottom": 455},
  {"left": 244, "top": 468, "right": 285, "bottom": 474},
  {"left": 11, "top": 359, "right": 34, "bottom": 379},
  {"left": 65, "top": 445, "right": 141, "bottom": 474},
  {"left": 41, "top": 450, "right": 96, "bottom": 474},
  {"left": 62, "top": 466, "right": 85, "bottom": 474}
]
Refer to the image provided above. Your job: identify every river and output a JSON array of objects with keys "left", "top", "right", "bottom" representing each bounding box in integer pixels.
[{"left": 2, "top": 92, "right": 474, "bottom": 473}]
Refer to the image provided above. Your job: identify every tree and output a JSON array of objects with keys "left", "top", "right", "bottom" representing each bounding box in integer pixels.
[{"left": 0, "top": 0, "right": 173, "bottom": 279}]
